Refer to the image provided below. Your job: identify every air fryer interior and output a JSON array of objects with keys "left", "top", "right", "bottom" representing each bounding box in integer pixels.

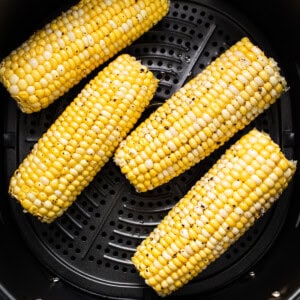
[{"left": 0, "top": 0, "right": 300, "bottom": 300}]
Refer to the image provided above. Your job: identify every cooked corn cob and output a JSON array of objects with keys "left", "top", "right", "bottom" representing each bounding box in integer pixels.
[
  {"left": 8, "top": 54, "right": 158, "bottom": 223},
  {"left": 0, "top": 0, "right": 169, "bottom": 113},
  {"left": 132, "top": 128, "right": 296, "bottom": 296},
  {"left": 114, "top": 37, "right": 287, "bottom": 192}
]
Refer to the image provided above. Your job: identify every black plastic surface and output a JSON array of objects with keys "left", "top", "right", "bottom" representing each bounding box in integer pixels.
[{"left": 0, "top": 0, "right": 299, "bottom": 299}]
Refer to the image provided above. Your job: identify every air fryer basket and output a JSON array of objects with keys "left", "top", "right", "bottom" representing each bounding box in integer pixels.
[{"left": 0, "top": 0, "right": 299, "bottom": 299}]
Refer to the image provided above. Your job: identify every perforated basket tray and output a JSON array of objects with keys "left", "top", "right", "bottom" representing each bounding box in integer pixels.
[{"left": 2, "top": 0, "right": 295, "bottom": 299}]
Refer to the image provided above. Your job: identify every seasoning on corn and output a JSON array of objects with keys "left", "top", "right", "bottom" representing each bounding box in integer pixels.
[
  {"left": 8, "top": 54, "right": 158, "bottom": 223},
  {"left": 132, "top": 128, "right": 297, "bottom": 297},
  {"left": 0, "top": 0, "right": 169, "bottom": 113},
  {"left": 114, "top": 37, "right": 288, "bottom": 192}
]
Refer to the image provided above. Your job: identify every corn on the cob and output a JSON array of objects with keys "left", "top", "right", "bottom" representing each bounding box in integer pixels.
[
  {"left": 0, "top": 0, "right": 169, "bottom": 113},
  {"left": 8, "top": 54, "right": 158, "bottom": 223},
  {"left": 132, "top": 128, "right": 296, "bottom": 296},
  {"left": 114, "top": 37, "right": 287, "bottom": 192}
]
